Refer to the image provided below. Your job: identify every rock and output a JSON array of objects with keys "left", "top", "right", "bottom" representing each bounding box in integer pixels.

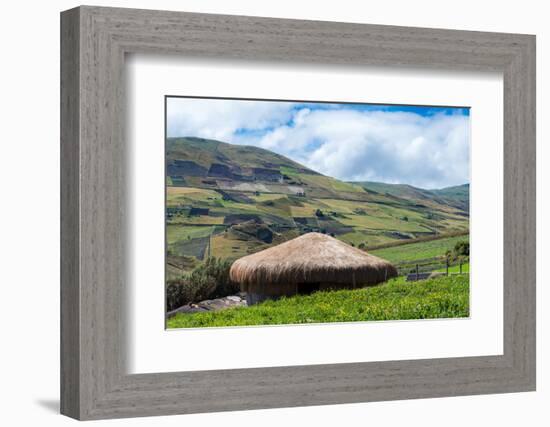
[
  {"left": 199, "top": 299, "right": 228, "bottom": 311},
  {"left": 166, "top": 304, "right": 208, "bottom": 318},
  {"left": 167, "top": 294, "right": 247, "bottom": 318}
]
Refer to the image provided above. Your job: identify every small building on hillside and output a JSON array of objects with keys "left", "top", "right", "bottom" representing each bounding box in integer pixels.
[{"left": 229, "top": 232, "right": 397, "bottom": 305}]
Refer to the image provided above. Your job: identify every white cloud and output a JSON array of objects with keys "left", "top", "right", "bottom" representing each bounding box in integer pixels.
[
  {"left": 167, "top": 98, "right": 470, "bottom": 189},
  {"left": 166, "top": 97, "right": 293, "bottom": 142}
]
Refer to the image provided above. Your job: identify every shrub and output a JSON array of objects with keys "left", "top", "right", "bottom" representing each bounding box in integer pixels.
[
  {"left": 166, "top": 257, "right": 238, "bottom": 311},
  {"left": 453, "top": 240, "right": 470, "bottom": 257},
  {"left": 445, "top": 240, "right": 470, "bottom": 263},
  {"left": 166, "top": 278, "right": 193, "bottom": 311},
  {"left": 194, "top": 257, "right": 238, "bottom": 298}
]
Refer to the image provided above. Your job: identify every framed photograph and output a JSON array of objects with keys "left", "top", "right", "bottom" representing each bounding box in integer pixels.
[
  {"left": 163, "top": 96, "right": 471, "bottom": 328},
  {"left": 61, "top": 6, "right": 536, "bottom": 420}
]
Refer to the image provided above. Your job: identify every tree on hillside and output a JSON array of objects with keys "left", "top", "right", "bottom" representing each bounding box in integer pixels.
[
  {"left": 446, "top": 240, "right": 470, "bottom": 262},
  {"left": 454, "top": 240, "right": 470, "bottom": 257}
]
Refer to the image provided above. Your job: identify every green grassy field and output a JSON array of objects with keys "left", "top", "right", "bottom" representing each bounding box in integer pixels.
[
  {"left": 166, "top": 224, "right": 216, "bottom": 244},
  {"left": 369, "top": 235, "right": 468, "bottom": 264},
  {"left": 167, "top": 275, "right": 469, "bottom": 328},
  {"left": 436, "top": 262, "right": 470, "bottom": 274}
]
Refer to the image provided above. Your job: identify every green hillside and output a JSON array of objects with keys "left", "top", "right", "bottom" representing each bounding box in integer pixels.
[
  {"left": 369, "top": 235, "right": 469, "bottom": 264},
  {"left": 431, "top": 184, "right": 470, "bottom": 211},
  {"left": 166, "top": 137, "right": 469, "bottom": 277},
  {"left": 355, "top": 181, "right": 470, "bottom": 212},
  {"left": 352, "top": 181, "right": 437, "bottom": 201},
  {"left": 167, "top": 137, "right": 310, "bottom": 174}
]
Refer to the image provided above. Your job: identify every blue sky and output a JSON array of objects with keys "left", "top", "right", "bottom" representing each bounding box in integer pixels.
[{"left": 166, "top": 97, "right": 470, "bottom": 189}]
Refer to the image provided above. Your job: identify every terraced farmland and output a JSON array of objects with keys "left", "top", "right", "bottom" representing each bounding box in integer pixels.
[{"left": 165, "top": 137, "right": 469, "bottom": 279}]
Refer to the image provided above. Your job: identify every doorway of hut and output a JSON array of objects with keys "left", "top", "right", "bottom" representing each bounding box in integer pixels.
[{"left": 297, "top": 282, "right": 320, "bottom": 295}]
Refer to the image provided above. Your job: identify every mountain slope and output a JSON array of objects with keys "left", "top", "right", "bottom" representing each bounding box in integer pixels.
[
  {"left": 166, "top": 137, "right": 469, "bottom": 274},
  {"left": 167, "top": 137, "right": 371, "bottom": 199},
  {"left": 167, "top": 136, "right": 312, "bottom": 175},
  {"left": 431, "top": 184, "right": 470, "bottom": 211},
  {"left": 353, "top": 181, "right": 469, "bottom": 212}
]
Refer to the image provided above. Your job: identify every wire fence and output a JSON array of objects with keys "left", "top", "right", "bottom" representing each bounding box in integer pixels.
[{"left": 396, "top": 257, "right": 469, "bottom": 280}]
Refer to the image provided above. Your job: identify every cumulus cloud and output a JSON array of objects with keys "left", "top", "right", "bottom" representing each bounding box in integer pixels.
[
  {"left": 167, "top": 97, "right": 469, "bottom": 189},
  {"left": 167, "top": 97, "right": 294, "bottom": 142}
]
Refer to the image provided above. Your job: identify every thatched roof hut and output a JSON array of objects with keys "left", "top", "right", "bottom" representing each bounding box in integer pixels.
[{"left": 230, "top": 232, "right": 397, "bottom": 304}]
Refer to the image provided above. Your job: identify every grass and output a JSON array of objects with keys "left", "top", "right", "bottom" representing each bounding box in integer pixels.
[
  {"left": 210, "top": 228, "right": 300, "bottom": 261},
  {"left": 436, "top": 262, "right": 470, "bottom": 274},
  {"left": 211, "top": 233, "right": 267, "bottom": 260},
  {"left": 297, "top": 172, "right": 365, "bottom": 193},
  {"left": 166, "top": 186, "right": 222, "bottom": 206},
  {"left": 319, "top": 199, "right": 431, "bottom": 233},
  {"left": 369, "top": 235, "right": 469, "bottom": 264},
  {"left": 169, "top": 216, "right": 225, "bottom": 225},
  {"left": 166, "top": 224, "right": 215, "bottom": 244},
  {"left": 338, "top": 231, "right": 395, "bottom": 247},
  {"left": 288, "top": 199, "right": 330, "bottom": 217},
  {"left": 167, "top": 274, "right": 469, "bottom": 328}
]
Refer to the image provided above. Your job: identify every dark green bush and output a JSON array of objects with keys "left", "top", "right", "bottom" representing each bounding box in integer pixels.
[
  {"left": 193, "top": 257, "right": 238, "bottom": 298},
  {"left": 445, "top": 240, "right": 470, "bottom": 263},
  {"left": 166, "top": 257, "right": 238, "bottom": 311},
  {"left": 453, "top": 240, "right": 470, "bottom": 257},
  {"left": 166, "top": 278, "right": 192, "bottom": 311}
]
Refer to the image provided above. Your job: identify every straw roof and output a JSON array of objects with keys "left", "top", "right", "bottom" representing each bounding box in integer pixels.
[{"left": 230, "top": 232, "right": 397, "bottom": 289}]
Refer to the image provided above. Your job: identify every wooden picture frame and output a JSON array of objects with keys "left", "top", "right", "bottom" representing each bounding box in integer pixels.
[{"left": 60, "top": 5, "right": 536, "bottom": 420}]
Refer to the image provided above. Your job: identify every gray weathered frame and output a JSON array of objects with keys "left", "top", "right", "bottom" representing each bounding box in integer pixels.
[{"left": 60, "top": 5, "right": 536, "bottom": 420}]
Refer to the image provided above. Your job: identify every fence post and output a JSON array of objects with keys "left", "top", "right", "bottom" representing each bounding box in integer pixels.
[
  {"left": 416, "top": 264, "right": 419, "bottom": 281},
  {"left": 459, "top": 260, "right": 462, "bottom": 274},
  {"left": 446, "top": 258, "right": 449, "bottom": 276}
]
